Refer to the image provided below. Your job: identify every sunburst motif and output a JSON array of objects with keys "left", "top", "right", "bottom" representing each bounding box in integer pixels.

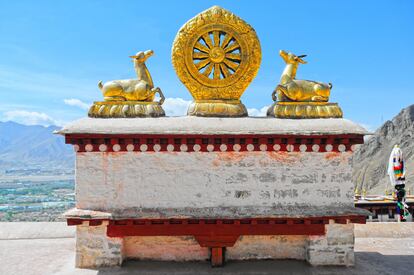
[{"left": 192, "top": 30, "right": 241, "bottom": 80}]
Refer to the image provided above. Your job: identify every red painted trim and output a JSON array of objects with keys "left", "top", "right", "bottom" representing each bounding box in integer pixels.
[
  {"left": 211, "top": 247, "right": 223, "bottom": 267},
  {"left": 65, "top": 133, "right": 364, "bottom": 153},
  {"left": 67, "top": 216, "right": 365, "bottom": 240},
  {"left": 106, "top": 220, "right": 326, "bottom": 240}
]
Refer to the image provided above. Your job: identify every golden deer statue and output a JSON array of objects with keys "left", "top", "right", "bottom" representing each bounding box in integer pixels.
[
  {"left": 272, "top": 50, "right": 332, "bottom": 102},
  {"left": 88, "top": 50, "right": 165, "bottom": 118},
  {"left": 267, "top": 50, "right": 342, "bottom": 118},
  {"left": 98, "top": 50, "right": 164, "bottom": 104}
]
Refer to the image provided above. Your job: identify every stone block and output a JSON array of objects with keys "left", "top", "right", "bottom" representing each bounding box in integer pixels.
[
  {"left": 75, "top": 222, "right": 124, "bottom": 268},
  {"left": 305, "top": 223, "right": 355, "bottom": 266}
]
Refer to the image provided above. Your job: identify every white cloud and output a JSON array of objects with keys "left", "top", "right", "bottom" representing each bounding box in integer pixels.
[
  {"left": 64, "top": 98, "right": 90, "bottom": 110},
  {"left": 162, "top": 97, "right": 192, "bottom": 116},
  {"left": 2, "top": 110, "right": 62, "bottom": 126},
  {"left": 247, "top": 105, "right": 269, "bottom": 117}
]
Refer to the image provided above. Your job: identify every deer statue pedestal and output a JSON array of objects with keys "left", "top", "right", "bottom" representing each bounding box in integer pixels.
[
  {"left": 267, "top": 102, "right": 343, "bottom": 119},
  {"left": 88, "top": 101, "right": 165, "bottom": 118}
]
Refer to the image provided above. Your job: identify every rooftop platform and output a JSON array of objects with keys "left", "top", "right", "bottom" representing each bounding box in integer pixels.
[
  {"left": 57, "top": 117, "right": 368, "bottom": 135},
  {"left": 1, "top": 222, "right": 413, "bottom": 275}
]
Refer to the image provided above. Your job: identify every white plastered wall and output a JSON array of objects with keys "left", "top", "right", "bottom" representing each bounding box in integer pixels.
[{"left": 75, "top": 151, "right": 354, "bottom": 212}]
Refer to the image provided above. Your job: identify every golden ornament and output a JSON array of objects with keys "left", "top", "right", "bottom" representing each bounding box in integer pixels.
[{"left": 172, "top": 6, "right": 261, "bottom": 117}]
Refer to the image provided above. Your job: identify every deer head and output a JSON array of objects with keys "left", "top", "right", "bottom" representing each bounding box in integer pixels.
[
  {"left": 130, "top": 50, "right": 154, "bottom": 64},
  {"left": 279, "top": 50, "right": 307, "bottom": 65}
]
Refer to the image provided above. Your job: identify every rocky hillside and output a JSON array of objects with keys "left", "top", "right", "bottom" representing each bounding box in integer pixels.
[
  {"left": 352, "top": 104, "right": 414, "bottom": 194},
  {"left": 0, "top": 121, "right": 73, "bottom": 171}
]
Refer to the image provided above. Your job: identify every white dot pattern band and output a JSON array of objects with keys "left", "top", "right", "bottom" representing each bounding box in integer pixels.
[
  {"left": 99, "top": 144, "right": 108, "bottom": 152},
  {"left": 193, "top": 144, "right": 201, "bottom": 152},
  {"left": 112, "top": 144, "right": 121, "bottom": 152},
  {"left": 126, "top": 144, "right": 134, "bottom": 152},
  {"left": 338, "top": 144, "right": 346, "bottom": 152},
  {"left": 70, "top": 136, "right": 359, "bottom": 152},
  {"left": 167, "top": 144, "right": 175, "bottom": 152},
  {"left": 140, "top": 144, "right": 148, "bottom": 152},
  {"left": 85, "top": 144, "right": 93, "bottom": 152},
  {"left": 312, "top": 144, "right": 320, "bottom": 152},
  {"left": 233, "top": 144, "right": 241, "bottom": 152},
  {"left": 299, "top": 144, "right": 307, "bottom": 152},
  {"left": 180, "top": 144, "right": 188, "bottom": 152},
  {"left": 325, "top": 144, "right": 333, "bottom": 152},
  {"left": 246, "top": 144, "right": 254, "bottom": 151},
  {"left": 153, "top": 144, "right": 161, "bottom": 152}
]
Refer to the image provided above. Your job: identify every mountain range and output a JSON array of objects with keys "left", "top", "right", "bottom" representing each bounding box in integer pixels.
[
  {"left": 0, "top": 121, "right": 73, "bottom": 171},
  {"left": 352, "top": 104, "right": 414, "bottom": 194}
]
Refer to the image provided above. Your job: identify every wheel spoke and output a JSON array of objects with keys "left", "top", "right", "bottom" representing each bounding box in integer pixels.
[
  {"left": 225, "top": 53, "right": 241, "bottom": 61},
  {"left": 223, "top": 59, "right": 239, "bottom": 71},
  {"left": 213, "top": 64, "right": 221, "bottom": 79},
  {"left": 202, "top": 34, "right": 213, "bottom": 49},
  {"left": 221, "top": 33, "right": 233, "bottom": 48},
  {"left": 196, "top": 58, "right": 211, "bottom": 70},
  {"left": 213, "top": 31, "right": 220, "bottom": 47},
  {"left": 219, "top": 63, "right": 230, "bottom": 78},
  {"left": 194, "top": 42, "right": 210, "bottom": 53},
  {"left": 224, "top": 42, "right": 240, "bottom": 53},
  {"left": 203, "top": 63, "right": 213, "bottom": 77},
  {"left": 193, "top": 52, "right": 209, "bottom": 59}
]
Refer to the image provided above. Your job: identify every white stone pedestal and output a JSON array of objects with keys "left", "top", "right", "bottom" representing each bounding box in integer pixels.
[{"left": 59, "top": 117, "right": 368, "bottom": 268}]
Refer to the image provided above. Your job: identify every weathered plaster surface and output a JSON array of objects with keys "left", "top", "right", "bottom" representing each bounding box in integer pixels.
[
  {"left": 76, "top": 151, "right": 354, "bottom": 215},
  {"left": 59, "top": 117, "right": 368, "bottom": 135}
]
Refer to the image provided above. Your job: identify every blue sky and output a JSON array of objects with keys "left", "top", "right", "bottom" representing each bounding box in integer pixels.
[{"left": 0, "top": 0, "right": 413, "bottom": 130}]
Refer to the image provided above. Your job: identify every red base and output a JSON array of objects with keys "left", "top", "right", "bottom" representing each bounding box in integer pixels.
[{"left": 68, "top": 216, "right": 365, "bottom": 266}]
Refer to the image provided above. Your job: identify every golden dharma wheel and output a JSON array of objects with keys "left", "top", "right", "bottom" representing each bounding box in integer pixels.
[
  {"left": 172, "top": 6, "right": 261, "bottom": 116},
  {"left": 187, "top": 26, "right": 245, "bottom": 87}
]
